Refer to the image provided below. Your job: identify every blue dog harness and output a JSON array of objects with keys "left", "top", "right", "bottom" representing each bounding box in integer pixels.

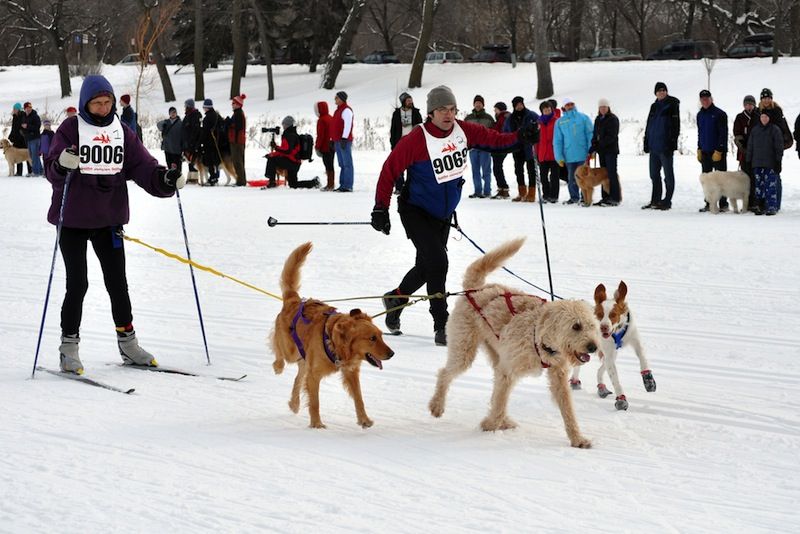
[{"left": 611, "top": 312, "right": 631, "bottom": 349}]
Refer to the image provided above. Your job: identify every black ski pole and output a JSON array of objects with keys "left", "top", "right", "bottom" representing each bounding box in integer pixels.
[
  {"left": 32, "top": 169, "right": 75, "bottom": 378},
  {"left": 532, "top": 151, "right": 555, "bottom": 301},
  {"left": 267, "top": 216, "right": 371, "bottom": 227}
]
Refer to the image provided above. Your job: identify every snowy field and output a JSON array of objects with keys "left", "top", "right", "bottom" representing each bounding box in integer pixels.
[{"left": 1, "top": 60, "right": 800, "bottom": 533}]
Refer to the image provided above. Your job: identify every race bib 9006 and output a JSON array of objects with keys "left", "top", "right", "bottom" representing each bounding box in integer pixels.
[
  {"left": 421, "top": 122, "right": 469, "bottom": 184},
  {"left": 77, "top": 115, "right": 125, "bottom": 175}
]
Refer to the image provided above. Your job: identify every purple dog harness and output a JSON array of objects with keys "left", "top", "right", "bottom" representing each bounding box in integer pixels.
[{"left": 290, "top": 300, "right": 340, "bottom": 366}]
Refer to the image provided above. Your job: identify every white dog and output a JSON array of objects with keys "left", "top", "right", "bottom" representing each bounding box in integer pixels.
[
  {"left": 570, "top": 281, "right": 656, "bottom": 410},
  {"left": 699, "top": 170, "right": 750, "bottom": 213}
]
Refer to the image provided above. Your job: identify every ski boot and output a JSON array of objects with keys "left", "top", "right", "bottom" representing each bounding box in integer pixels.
[
  {"left": 569, "top": 378, "right": 582, "bottom": 390},
  {"left": 641, "top": 370, "right": 656, "bottom": 392},
  {"left": 382, "top": 289, "right": 408, "bottom": 335},
  {"left": 615, "top": 395, "right": 629, "bottom": 411},
  {"left": 59, "top": 334, "right": 83, "bottom": 375},
  {"left": 597, "top": 383, "right": 612, "bottom": 398},
  {"left": 117, "top": 327, "right": 158, "bottom": 367}
]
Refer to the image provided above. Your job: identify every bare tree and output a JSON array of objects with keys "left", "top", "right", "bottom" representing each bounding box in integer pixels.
[
  {"left": 366, "top": 0, "right": 416, "bottom": 52},
  {"left": 533, "top": 0, "right": 553, "bottom": 98},
  {"left": 320, "top": 0, "right": 366, "bottom": 90},
  {"left": 407, "top": 0, "right": 434, "bottom": 88},
  {"left": 193, "top": 0, "right": 204, "bottom": 100},
  {"left": 619, "top": 0, "right": 662, "bottom": 56},
  {"left": 567, "top": 0, "right": 585, "bottom": 59},
  {"left": 230, "top": 0, "right": 245, "bottom": 97},
  {"left": 135, "top": 0, "right": 179, "bottom": 104}
]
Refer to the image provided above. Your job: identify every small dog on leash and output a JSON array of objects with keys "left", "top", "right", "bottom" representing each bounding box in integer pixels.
[
  {"left": 1, "top": 138, "right": 32, "bottom": 176},
  {"left": 570, "top": 281, "right": 656, "bottom": 410},
  {"left": 429, "top": 238, "right": 600, "bottom": 448},
  {"left": 699, "top": 170, "right": 749, "bottom": 213},
  {"left": 575, "top": 164, "right": 617, "bottom": 206}
]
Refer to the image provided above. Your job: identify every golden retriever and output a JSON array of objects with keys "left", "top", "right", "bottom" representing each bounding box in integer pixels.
[
  {"left": 575, "top": 164, "right": 617, "bottom": 206},
  {"left": 699, "top": 170, "right": 749, "bottom": 213},
  {"left": 429, "top": 238, "right": 600, "bottom": 448},
  {"left": 271, "top": 242, "right": 395, "bottom": 429},
  {"left": 1, "top": 138, "right": 32, "bottom": 176}
]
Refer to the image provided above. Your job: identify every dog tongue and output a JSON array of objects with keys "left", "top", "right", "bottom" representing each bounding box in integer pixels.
[{"left": 366, "top": 354, "right": 383, "bottom": 370}]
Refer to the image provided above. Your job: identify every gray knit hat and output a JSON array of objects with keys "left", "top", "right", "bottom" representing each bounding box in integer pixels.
[
  {"left": 427, "top": 85, "right": 457, "bottom": 113},
  {"left": 184, "top": 98, "right": 195, "bottom": 108},
  {"left": 743, "top": 94, "right": 756, "bottom": 105},
  {"left": 281, "top": 115, "right": 295, "bottom": 129}
]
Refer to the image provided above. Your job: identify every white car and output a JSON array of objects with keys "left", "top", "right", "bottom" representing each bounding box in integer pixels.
[{"left": 425, "top": 51, "right": 464, "bottom": 64}]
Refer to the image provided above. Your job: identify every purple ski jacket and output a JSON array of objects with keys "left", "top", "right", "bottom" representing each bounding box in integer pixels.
[{"left": 45, "top": 75, "right": 173, "bottom": 228}]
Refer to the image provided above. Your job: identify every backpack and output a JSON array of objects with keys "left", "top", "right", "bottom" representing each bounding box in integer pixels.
[{"left": 297, "top": 133, "right": 315, "bottom": 160}]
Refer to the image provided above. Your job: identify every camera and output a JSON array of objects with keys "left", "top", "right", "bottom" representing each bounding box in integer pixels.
[{"left": 262, "top": 126, "right": 281, "bottom": 135}]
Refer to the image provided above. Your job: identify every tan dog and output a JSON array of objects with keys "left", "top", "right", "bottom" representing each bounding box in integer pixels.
[
  {"left": 1, "top": 139, "right": 32, "bottom": 176},
  {"left": 429, "top": 238, "right": 601, "bottom": 448},
  {"left": 699, "top": 170, "right": 749, "bottom": 213},
  {"left": 187, "top": 152, "right": 238, "bottom": 186},
  {"left": 271, "top": 242, "right": 395, "bottom": 429},
  {"left": 575, "top": 164, "right": 615, "bottom": 206}
]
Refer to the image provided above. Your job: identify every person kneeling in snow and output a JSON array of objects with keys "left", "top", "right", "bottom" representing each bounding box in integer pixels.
[
  {"left": 263, "top": 116, "right": 319, "bottom": 189},
  {"left": 44, "top": 75, "right": 185, "bottom": 375}
]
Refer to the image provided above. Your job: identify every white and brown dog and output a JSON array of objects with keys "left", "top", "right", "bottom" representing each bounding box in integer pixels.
[{"left": 570, "top": 281, "right": 656, "bottom": 410}]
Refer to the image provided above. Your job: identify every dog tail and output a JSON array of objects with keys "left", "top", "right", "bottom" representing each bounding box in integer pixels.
[
  {"left": 462, "top": 237, "right": 526, "bottom": 290},
  {"left": 280, "top": 242, "right": 313, "bottom": 300}
]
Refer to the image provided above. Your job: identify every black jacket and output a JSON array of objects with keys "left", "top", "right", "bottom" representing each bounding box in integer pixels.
[
  {"left": 760, "top": 103, "right": 793, "bottom": 150},
  {"left": 746, "top": 122, "right": 784, "bottom": 170},
  {"left": 591, "top": 112, "right": 619, "bottom": 155},
  {"left": 201, "top": 108, "right": 223, "bottom": 165},
  {"left": 10, "top": 112, "right": 26, "bottom": 147},
  {"left": 390, "top": 106, "right": 423, "bottom": 149},
  {"left": 21, "top": 110, "right": 41, "bottom": 142},
  {"left": 182, "top": 108, "right": 202, "bottom": 154}
]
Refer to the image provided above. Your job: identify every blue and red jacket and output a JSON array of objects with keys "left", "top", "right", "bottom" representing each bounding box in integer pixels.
[{"left": 375, "top": 119, "right": 519, "bottom": 220}]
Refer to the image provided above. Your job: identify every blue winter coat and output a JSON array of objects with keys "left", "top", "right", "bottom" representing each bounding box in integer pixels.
[
  {"left": 553, "top": 108, "right": 593, "bottom": 164},
  {"left": 697, "top": 104, "right": 728, "bottom": 152},
  {"left": 644, "top": 96, "right": 680, "bottom": 154}
]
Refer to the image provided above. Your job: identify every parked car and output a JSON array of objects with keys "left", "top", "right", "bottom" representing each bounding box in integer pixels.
[
  {"left": 582, "top": 47, "right": 642, "bottom": 61},
  {"left": 117, "top": 53, "right": 154, "bottom": 65},
  {"left": 362, "top": 50, "right": 400, "bottom": 64},
  {"left": 342, "top": 52, "right": 359, "bottom": 64},
  {"left": 520, "top": 50, "right": 569, "bottom": 62},
  {"left": 646, "top": 40, "right": 718, "bottom": 60},
  {"left": 726, "top": 43, "right": 772, "bottom": 58},
  {"left": 743, "top": 33, "right": 774, "bottom": 46},
  {"left": 470, "top": 44, "right": 512, "bottom": 63},
  {"left": 425, "top": 51, "right": 464, "bottom": 64}
]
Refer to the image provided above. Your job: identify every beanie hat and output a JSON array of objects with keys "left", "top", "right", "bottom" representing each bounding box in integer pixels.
[
  {"left": 743, "top": 95, "right": 756, "bottom": 105},
  {"left": 494, "top": 101, "right": 507, "bottom": 111},
  {"left": 23, "top": 102, "right": 32, "bottom": 109},
  {"left": 473, "top": 94, "right": 484, "bottom": 105},
  {"left": 168, "top": 106, "right": 177, "bottom": 113},
  {"left": 598, "top": 97, "right": 610, "bottom": 107},
  {"left": 548, "top": 99, "right": 558, "bottom": 108},
  {"left": 336, "top": 91, "right": 348, "bottom": 102},
  {"left": 699, "top": 89, "right": 711, "bottom": 98},
  {"left": 202, "top": 98, "right": 213, "bottom": 108},
  {"left": 232, "top": 94, "right": 246, "bottom": 107},
  {"left": 538, "top": 101, "right": 551, "bottom": 113},
  {"left": 65, "top": 106, "right": 77, "bottom": 113},
  {"left": 563, "top": 97, "right": 574, "bottom": 106},
  {"left": 281, "top": 115, "right": 295, "bottom": 129},
  {"left": 511, "top": 96, "right": 524, "bottom": 106},
  {"left": 184, "top": 98, "right": 195, "bottom": 108},
  {"left": 399, "top": 92, "right": 411, "bottom": 105},
  {"left": 120, "top": 94, "right": 131, "bottom": 105},
  {"left": 654, "top": 82, "right": 668, "bottom": 94},
  {"left": 42, "top": 119, "right": 51, "bottom": 126},
  {"left": 760, "top": 87, "right": 773, "bottom": 99},
  {"left": 426, "top": 85, "right": 457, "bottom": 113},
  {"left": 13, "top": 103, "right": 22, "bottom": 111}
]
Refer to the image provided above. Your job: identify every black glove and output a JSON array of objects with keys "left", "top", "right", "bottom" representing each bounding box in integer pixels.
[
  {"left": 517, "top": 123, "right": 539, "bottom": 144},
  {"left": 371, "top": 207, "right": 390, "bottom": 235},
  {"left": 161, "top": 166, "right": 186, "bottom": 190}
]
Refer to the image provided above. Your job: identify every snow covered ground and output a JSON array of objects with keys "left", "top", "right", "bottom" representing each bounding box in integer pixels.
[{"left": 1, "top": 60, "right": 799, "bottom": 532}]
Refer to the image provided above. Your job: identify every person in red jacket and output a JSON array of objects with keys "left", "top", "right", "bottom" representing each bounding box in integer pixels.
[
  {"left": 490, "top": 101, "right": 511, "bottom": 198},
  {"left": 370, "top": 85, "right": 534, "bottom": 346},
  {"left": 264, "top": 116, "right": 319, "bottom": 189},
  {"left": 537, "top": 101, "right": 559, "bottom": 202},
  {"left": 228, "top": 94, "right": 247, "bottom": 186},
  {"left": 314, "top": 101, "right": 336, "bottom": 190}
]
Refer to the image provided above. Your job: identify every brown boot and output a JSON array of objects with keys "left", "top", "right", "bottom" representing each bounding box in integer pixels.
[
  {"left": 491, "top": 188, "right": 509, "bottom": 199},
  {"left": 322, "top": 170, "right": 335, "bottom": 191},
  {"left": 522, "top": 186, "right": 537, "bottom": 202},
  {"left": 512, "top": 185, "right": 527, "bottom": 202}
]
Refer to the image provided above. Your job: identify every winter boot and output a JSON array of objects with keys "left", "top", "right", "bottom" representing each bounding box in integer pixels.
[
  {"left": 491, "top": 188, "right": 510, "bottom": 199},
  {"left": 434, "top": 329, "right": 447, "bottom": 346},
  {"left": 383, "top": 289, "right": 408, "bottom": 334},
  {"left": 522, "top": 186, "right": 537, "bottom": 202},
  {"left": 58, "top": 334, "right": 83, "bottom": 374},
  {"left": 321, "top": 170, "right": 336, "bottom": 191},
  {"left": 511, "top": 185, "right": 527, "bottom": 202},
  {"left": 117, "top": 327, "right": 158, "bottom": 367}
]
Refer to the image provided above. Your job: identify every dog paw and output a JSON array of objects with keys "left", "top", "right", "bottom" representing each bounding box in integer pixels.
[
  {"left": 272, "top": 360, "right": 285, "bottom": 375},
  {"left": 309, "top": 421, "right": 327, "bottom": 429},
  {"left": 498, "top": 417, "right": 518, "bottom": 430},
  {"left": 288, "top": 399, "right": 300, "bottom": 413},
  {"left": 571, "top": 436, "right": 592, "bottom": 449},
  {"left": 480, "top": 418, "right": 502, "bottom": 432},
  {"left": 358, "top": 418, "right": 374, "bottom": 428},
  {"left": 428, "top": 398, "right": 445, "bottom": 418}
]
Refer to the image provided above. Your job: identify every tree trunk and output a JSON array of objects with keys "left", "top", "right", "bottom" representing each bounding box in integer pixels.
[
  {"left": 568, "top": 0, "right": 584, "bottom": 60},
  {"left": 533, "top": 0, "right": 553, "bottom": 99},
  {"left": 56, "top": 46, "right": 72, "bottom": 98},
  {"left": 790, "top": 1, "right": 800, "bottom": 56},
  {"left": 193, "top": 0, "right": 205, "bottom": 101},
  {"left": 320, "top": 0, "right": 366, "bottom": 90},
  {"left": 610, "top": 5, "right": 618, "bottom": 48},
  {"left": 153, "top": 41, "right": 176, "bottom": 102},
  {"left": 683, "top": 1, "right": 695, "bottom": 39},
  {"left": 249, "top": 0, "right": 274, "bottom": 100},
  {"left": 230, "top": 0, "right": 244, "bottom": 98},
  {"left": 408, "top": 0, "right": 434, "bottom": 89}
]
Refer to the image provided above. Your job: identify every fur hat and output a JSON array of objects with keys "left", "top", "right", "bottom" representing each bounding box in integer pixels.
[
  {"left": 399, "top": 92, "right": 411, "bottom": 106},
  {"left": 743, "top": 95, "right": 756, "bottom": 106},
  {"left": 120, "top": 94, "right": 131, "bottom": 105},
  {"left": 202, "top": 98, "right": 213, "bottom": 108},
  {"left": 336, "top": 91, "right": 348, "bottom": 102},
  {"left": 184, "top": 98, "right": 195, "bottom": 108},
  {"left": 654, "top": 81, "right": 668, "bottom": 94},
  {"left": 473, "top": 94, "right": 484, "bottom": 105},
  {"left": 426, "top": 85, "right": 457, "bottom": 113},
  {"left": 598, "top": 97, "right": 610, "bottom": 107},
  {"left": 232, "top": 94, "right": 246, "bottom": 107},
  {"left": 281, "top": 115, "right": 295, "bottom": 129},
  {"left": 494, "top": 101, "right": 507, "bottom": 112},
  {"left": 511, "top": 96, "right": 524, "bottom": 106},
  {"left": 760, "top": 87, "right": 773, "bottom": 99}
]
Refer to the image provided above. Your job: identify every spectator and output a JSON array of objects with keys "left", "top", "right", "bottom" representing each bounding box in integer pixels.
[
  {"left": 371, "top": 85, "right": 530, "bottom": 346},
  {"left": 733, "top": 95, "right": 758, "bottom": 211},
  {"left": 332, "top": 91, "right": 354, "bottom": 192},
  {"left": 490, "top": 101, "right": 511, "bottom": 199},
  {"left": 200, "top": 98, "right": 223, "bottom": 186},
  {"left": 314, "top": 100, "right": 336, "bottom": 191},
  {"left": 643, "top": 81, "right": 680, "bottom": 210},
  {"left": 44, "top": 74, "right": 183, "bottom": 374},
  {"left": 464, "top": 95, "right": 496, "bottom": 198},
  {"left": 537, "top": 100, "right": 560, "bottom": 203},
  {"left": 390, "top": 92, "right": 423, "bottom": 193},
  {"left": 182, "top": 98, "right": 203, "bottom": 183},
  {"left": 264, "top": 116, "right": 319, "bottom": 189},
  {"left": 9, "top": 103, "right": 28, "bottom": 176},
  {"left": 20, "top": 102, "right": 43, "bottom": 176},
  {"left": 795, "top": 110, "right": 800, "bottom": 161},
  {"left": 503, "top": 96, "right": 539, "bottom": 202},
  {"left": 119, "top": 94, "right": 139, "bottom": 139},
  {"left": 65, "top": 106, "right": 77, "bottom": 118},
  {"left": 746, "top": 111, "right": 784, "bottom": 216},
  {"left": 697, "top": 89, "right": 729, "bottom": 212},
  {"left": 40, "top": 119, "right": 54, "bottom": 160},
  {"left": 228, "top": 94, "right": 247, "bottom": 186},
  {"left": 157, "top": 106, "right": 184, "bottom": 175},
  {"left": 758, "top": 88, "right": 793, "bottom": 211},
  {"left": 553, "top": 98, "right": 593, "bottom": 205},
  {"left": 549, "top": 99, "right": 568, "bottom": 186},
  {"left": 591, "top": 97, "right": 621, "bottom": 206}
]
